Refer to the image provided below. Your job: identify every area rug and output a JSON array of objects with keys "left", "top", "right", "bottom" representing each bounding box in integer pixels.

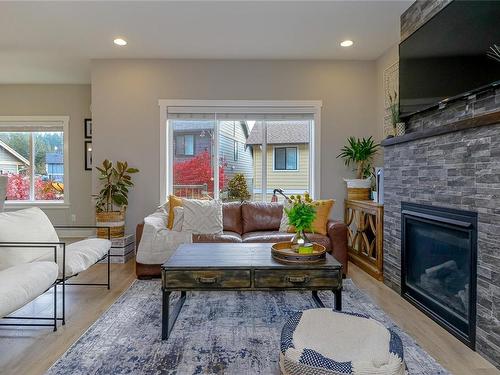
[{"left": 46, "top": 279, "right": 449, "bottom": 374}]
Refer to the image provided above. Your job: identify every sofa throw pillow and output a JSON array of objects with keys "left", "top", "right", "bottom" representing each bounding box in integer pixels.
[
  {"left": 279, "top": 200, "right": 291, "bottom": 232},
  {"left": 172, "top": 206, "right": 184, "bottom": 232},
  {"left": 0, "top": 207, "right": 60, "bottom": 270},
  {"left": 282, "top": 199, "right": 335, "bottom": 236},
  {"left": 182, "top": 198, "right": 223, "bottom": 235},
  {"left": 167, "top": 195, "right": 183, "bottom": 229}
]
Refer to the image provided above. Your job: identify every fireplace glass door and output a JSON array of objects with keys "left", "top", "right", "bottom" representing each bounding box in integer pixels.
[{"left": 401, "top": 202, "right": 477, "bottom": 348}]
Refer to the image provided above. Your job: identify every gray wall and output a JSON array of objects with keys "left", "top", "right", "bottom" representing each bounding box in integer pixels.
[
  {"left": 91, "top": 59, "right": 380, "bottom": 233},
  {"left": 0, "top": 84, "right": 93, "bottom": 225}
]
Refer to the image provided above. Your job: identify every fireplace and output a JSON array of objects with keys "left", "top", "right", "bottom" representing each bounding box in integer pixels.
[{"left": 401, "top": 202, "right": 477, "bottom": 348}]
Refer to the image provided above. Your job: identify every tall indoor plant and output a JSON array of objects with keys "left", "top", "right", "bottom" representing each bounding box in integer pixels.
[
  {"left": 388, "top": 91, "right": 405, "bottom": 137},
  {"left": 337, "top": 136, "right": 379, "bottom": 200},
  {"left": 95, "top": 159, "right": 139, "bottom": 238}
]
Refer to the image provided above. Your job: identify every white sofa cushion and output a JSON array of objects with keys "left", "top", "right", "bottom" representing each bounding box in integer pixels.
[
  {"left": 182, "top": 198, "right": 223, "bottom": 234},
  {"left": 136, "top": 212, "right": 191, "bottom": 265},
  {"left": 0, "top": 261, "right": 58, "bottom": 318},
  {"left": 0, "top": 207, "right": 59, "bottom": 271},
  {"left": 57, "top": 238, "right": 111, "bottom": 278}
]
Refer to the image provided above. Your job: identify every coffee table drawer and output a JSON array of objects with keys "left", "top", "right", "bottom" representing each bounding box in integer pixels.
[
  {"left": 254, "top": 269, "right": 340, "bottom": 289},
  {"left": 163, "top": 270, "right": 251, "bottom": 289}
]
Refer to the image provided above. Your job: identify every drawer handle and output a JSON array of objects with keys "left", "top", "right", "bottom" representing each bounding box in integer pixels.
[
  {"left": 197, "top": 276, "right": 218, "bottom": 284},
  {"left": 286, "top": 276, "right": 310, "bottom": 284}
]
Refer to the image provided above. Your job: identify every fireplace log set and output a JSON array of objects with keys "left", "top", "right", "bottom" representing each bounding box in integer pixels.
[{"left": 418, "top": 260, "right": 469, "bottom": 316}]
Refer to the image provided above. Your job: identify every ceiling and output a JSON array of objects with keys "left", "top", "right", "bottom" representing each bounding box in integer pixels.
[{"left": 0, "top": 1, "right": 411, "bottom": 84}]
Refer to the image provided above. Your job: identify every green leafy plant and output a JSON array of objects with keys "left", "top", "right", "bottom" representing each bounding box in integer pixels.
[
  {"left": 337, "top": 136, "right": 379, "bottom": 179},
  {"left": 388, "top": 91, "right": 400, "bottom": 128},
  {"left": 285, "top": 193, "right": 317, "bottom": 234},
  {"left": 95, "top": 160, "right": 139, "bottom": 212},
  {"left": 487, "top": 44, "right": 500, "bottom": 63},
  {"left": 227, "top": 173, "right": 251, "bottom": 202}
]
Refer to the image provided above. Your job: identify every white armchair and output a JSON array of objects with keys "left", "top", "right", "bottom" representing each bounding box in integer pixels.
[{"left": 0, "top": 207, "right": 112, "bottom": 328}]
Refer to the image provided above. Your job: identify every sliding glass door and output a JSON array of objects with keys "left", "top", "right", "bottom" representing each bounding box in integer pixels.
[{"left": 167, "top": 108, "right": 314, "bottom": 202}]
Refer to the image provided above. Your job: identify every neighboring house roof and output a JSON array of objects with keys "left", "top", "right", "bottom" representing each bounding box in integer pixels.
[
  {"left": 46, "top": 152, "right": 63, "bottom": 164},
  {"left": 0, "top": 139, "right": 30, "bottom": 166},
  {"left": 246, "top": 121, "right": 310, "bottom": 145}
]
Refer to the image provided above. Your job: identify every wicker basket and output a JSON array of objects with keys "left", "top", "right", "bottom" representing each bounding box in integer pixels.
[
  {"left": 96, "top": 211, "right": 125, "bottom": 238},
  {"left": 347, "top": 187, "right": 370, "bottom": 200}
]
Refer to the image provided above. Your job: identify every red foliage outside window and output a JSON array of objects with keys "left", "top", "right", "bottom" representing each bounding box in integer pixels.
[
  {"left": 173, "top": 151, "right": 225, "bottom": 195},
  {"left": 3, "top": 173, "right": 62, "bottom": 201}
]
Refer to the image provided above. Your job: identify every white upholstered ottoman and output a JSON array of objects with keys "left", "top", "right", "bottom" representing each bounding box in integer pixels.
[{"left": 280, "top": 309, "right": 406, "bottom": 375}]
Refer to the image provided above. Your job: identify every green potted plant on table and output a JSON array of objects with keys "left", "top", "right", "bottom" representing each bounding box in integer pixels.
[
  {"left": 388, "top": 91, "right": 405, "bottom": 137},
  {"left": 285, "top": 193, "right": 317, "bottom": 254},
  {"left": 95, "top": 159, "right": 139, "bottom": 238},
  {"left": 337, "top": 136, "right": 379, "bottom": 200}
]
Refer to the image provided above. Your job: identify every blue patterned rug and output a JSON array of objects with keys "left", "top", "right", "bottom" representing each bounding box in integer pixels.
[{"left": 46, "top": 279, "right": 449, "bottom": 374}]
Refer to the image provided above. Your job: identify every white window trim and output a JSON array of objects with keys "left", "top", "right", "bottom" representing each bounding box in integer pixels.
[
  {"left": 272, "top": 145, "right": 300, "bottom": 172},
  {"left": 0, "top": 116, "right": 70, "bottom": 208},
  {"left": 158, "top": 100, "right": 322, "bottom": 204}
]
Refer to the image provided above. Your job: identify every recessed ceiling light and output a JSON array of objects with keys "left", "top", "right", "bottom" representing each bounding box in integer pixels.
[
  {"left": 113, "top": 38, "right": 127, "bottom": 46},
  {"left": 340, "top": 40, "right": 354, "bottom": 47}
]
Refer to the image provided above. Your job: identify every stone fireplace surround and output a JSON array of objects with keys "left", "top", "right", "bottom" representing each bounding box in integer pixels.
[{"left": 383, "top": 0, "right": 500, "bottom": 368}]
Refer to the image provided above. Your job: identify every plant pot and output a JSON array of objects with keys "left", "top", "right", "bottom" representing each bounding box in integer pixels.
[
  {"left": 290, "top": 229, "right": 312, "bottom": 251},
  {"left": 344, "top": 178, "right": 371, "bottom": 200},
  {"left": 394, "top": 122, "right": 406, "bottom": 137},
  {"left": 96, "top": 211, "right": 125, "bottom": 239}
]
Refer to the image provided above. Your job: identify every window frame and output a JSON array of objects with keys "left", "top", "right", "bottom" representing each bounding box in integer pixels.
[
  {"left": 0, "top": 116, "right": 70, "bottom": 208},
  {"left": 233, "top": 140, "right": 239, "bottom": 161},
  {"left": 159, "top": 100, "right": 322, "bottom": 204},
  {"left": 273, "top": 145, "right": 299, "bottom": 171},
  {"left": 175, "top": 134, "right": 195, "bottom": 156}
]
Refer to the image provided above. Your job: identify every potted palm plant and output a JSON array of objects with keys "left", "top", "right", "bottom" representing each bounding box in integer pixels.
[
  {"left": 95, "top": 159, "right": 139, "bottom": 238},
  {"left": 337, "top": 136, "right": 379, "bottom": 200}
]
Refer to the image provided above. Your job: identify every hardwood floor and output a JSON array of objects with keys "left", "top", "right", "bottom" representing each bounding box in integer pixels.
[
  {"left": 0, "top": 261, "right": 136, "bottom": 375},
  {"left": 0, "top": 260, "right": 498, "bottom": 375}
]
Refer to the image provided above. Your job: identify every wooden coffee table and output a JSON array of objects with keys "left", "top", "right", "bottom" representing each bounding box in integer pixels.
[{"left": 161, "top": 243, "right": 343, "bottom": 340}]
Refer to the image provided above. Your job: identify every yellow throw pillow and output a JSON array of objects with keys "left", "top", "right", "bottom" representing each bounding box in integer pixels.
[
  {"left": 287, "top": 199, "right": 335, "bottom": 236},
  {"left": 167, "top": 195, "right": 183, "bottom": 229}
]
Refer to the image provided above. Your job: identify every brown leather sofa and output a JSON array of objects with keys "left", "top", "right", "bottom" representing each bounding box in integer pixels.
[{"left": 135, "top": 201, "right": 348, "bottom": 279}]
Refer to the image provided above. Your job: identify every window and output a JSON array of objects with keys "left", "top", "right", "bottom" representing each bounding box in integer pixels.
[
  {"left": 274, "top": 147, "right": 298, "bottom": 171},
  {"left": 233, "top": 140, "right": 239, "bottom": 161},
  {"left": 175, "top": 134, "right": 195, "bottom": 156},
  {"left": 161, "top": 101, "right": 320, "bottom": 203},
  {"left": 0, "top": 116, "right": 68, "bottom": 204}
]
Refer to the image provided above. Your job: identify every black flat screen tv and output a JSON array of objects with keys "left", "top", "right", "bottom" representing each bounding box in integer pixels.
[{"left": 399, "top": 0, "right": 500, "bottom": 117}]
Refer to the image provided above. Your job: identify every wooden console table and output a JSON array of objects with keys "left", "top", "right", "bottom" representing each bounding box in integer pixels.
[{"left": 344, "top": 199, "right": 384, "bottom": 281}]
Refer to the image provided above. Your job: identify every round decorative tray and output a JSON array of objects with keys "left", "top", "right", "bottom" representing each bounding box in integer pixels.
[{"left": 271, "top": 242, "right": 326, "bottom": 264}]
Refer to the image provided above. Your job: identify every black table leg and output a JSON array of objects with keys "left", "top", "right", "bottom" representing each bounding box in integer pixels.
[
  {"left": 334, "top": 288, "right": 342, "bottom": 311},
  {"left": 311, "top": 289, "right": 342, "bottom": 310},
  {"left": 311, "top": 290, "right": 325, "bottom": 308},
  {"left": 162, "top": 290, "right": 187, "bottom": 340}
]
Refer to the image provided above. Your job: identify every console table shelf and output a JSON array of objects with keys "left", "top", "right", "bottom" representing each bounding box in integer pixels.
[{"left": 344, "top": 199, "right": 384, "bottom": 281}]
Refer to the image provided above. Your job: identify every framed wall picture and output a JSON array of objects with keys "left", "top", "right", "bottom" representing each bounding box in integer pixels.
[
  {"left": 84, "top": 118, "right": 92, "bottom": 139},
  {"left": 85, "top": 140, "right": 92, "bottom": 171}
]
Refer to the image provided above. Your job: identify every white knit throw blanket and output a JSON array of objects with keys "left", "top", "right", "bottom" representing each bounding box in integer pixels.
[{"left": 289, "top": 308, "right": 406, "bottom": 375}]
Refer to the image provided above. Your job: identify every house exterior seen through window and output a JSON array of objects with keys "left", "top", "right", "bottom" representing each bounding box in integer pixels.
[
  {"left": 0, "top": 124, "right": 65, "bottom": 202},
  {"left": 274, "top": 147, "right": 298, "bottom": 171},
  {"left": 175, "top": 134, "right": 195, "bottom": 156},
  {"left": 168, "top": 118, "right": 311, "bottom": 202}
]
